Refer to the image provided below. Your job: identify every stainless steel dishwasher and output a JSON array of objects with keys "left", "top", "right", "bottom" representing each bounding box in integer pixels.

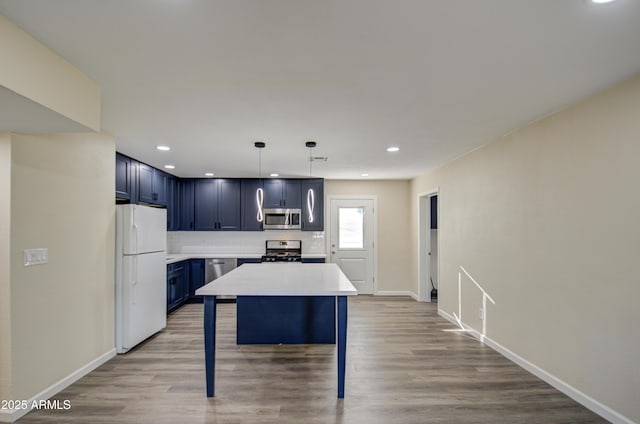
[{"left": 205, "top": 258, "right": 237, "bottom": 300}]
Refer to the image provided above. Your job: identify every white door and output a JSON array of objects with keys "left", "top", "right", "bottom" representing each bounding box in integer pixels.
[{"left": 329, "top": 198, "right": 375, "bottom": 294}]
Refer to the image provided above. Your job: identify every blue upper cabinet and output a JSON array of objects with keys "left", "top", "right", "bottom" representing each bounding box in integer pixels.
[
  {"left": 217, "top": 179, "right": 241, "bottom": 230},
  {"left": 179, "top": 179, "right": 195, "bottom": 231},
  {"left": 194, "top": 179, "right": 241, "bottom": 231},
  {"left": 263, "top": 179, "right": 282, "bottom": 208},
  {"left": 116, "top": 153, "right": 315, "bottom": 233},
  {"left": 138, "top": 162, "right": 167, "bottom": 207},
  {"left": 194, "top": 179, "right": 217, "bottom": 230},
  {"left": 263, "top": 179, "right": 301, "bottom": 209},
  {"left": 166, "top": 176, "right": 180, "bottom": 231},
  {"left": 137, "top": 162, "right": 154, "bottom": 203},
  {"left": 153, "top": 169, "right": 168, "bottom": 206},
  {"left": 301, "top": 178, "right": 324, "bottom": 231},
  {"left": 283, "top": 179, "right": 301, "bottom": 208},
  {"left": 115, "top": 153, "right": 132, "bottom": 202},
  {"left": 241, "top": 179, "right": 264, "bottom": 231}
]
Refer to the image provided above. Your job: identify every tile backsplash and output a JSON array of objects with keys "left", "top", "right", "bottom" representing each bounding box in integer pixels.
[{"left": 168, "top": 231, "right": 326, "bottom": 255}]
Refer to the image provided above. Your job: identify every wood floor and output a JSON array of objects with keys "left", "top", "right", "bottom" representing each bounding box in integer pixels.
[{"left": 18, "top": 297, "right": 606, "bottom": 423}]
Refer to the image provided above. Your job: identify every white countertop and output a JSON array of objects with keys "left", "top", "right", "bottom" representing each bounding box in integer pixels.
[
  {"left": 166, "top": 253, "right": 326, "bottom": 264},
  {"left": 195, "top": 263, "right": 357, "bottom": 297}
]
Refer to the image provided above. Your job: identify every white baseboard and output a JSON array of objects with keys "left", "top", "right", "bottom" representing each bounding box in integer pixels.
[
  {"left": 0, "top": 349, "right": 116, "bottom": 423},
  {"left": 375, "top": 291, "right": 418, "bottom": 300},
  {"left": 438, "top": 310, "right": 634, "bottom": 424}
]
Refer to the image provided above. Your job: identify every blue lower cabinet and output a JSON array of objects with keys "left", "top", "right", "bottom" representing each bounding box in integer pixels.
[
  {"left": 301, "top": 258, "right": 326, "bottom": 263},
  {"left": 236, "top": 296, "right": 336, "bottom": 344},
  {"left": 188, "top": 259, "right": 206, "bottom": 303},
  {"left": 237, "top": 258, "right": 261, "bottom": 266},
  {"left": 167, "top": 261, "right": 189, "bottom": 312}
]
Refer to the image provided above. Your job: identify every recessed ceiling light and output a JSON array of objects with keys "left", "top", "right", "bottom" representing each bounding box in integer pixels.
[
  {"left": 386, "top": 146, "right": 400, "bottom": 152},
  {"left": 270, "top": 173, "right": 279, "bottom": 177},
  {"left": 157, "top": 145, "right": 171, "bottom": 151},
  {"left": 361, "top": 173, "right": 369, "bottom": 177},
  {"left": 164, "top": 165, "right": 175, "bottom": 169},
  {"left": 205, "top": 172, "right": 214, "bottom": 177},
  {"left": 592, "top": 0, "right": 617, "bottom": 3}
]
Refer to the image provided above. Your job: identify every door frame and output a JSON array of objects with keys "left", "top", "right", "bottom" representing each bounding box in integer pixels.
[
  {"left": 326, "top": 195, "right": 378, "bottom": 294},
  {"left": 418, "top": 188, "right": 439, "bottom": 302}
]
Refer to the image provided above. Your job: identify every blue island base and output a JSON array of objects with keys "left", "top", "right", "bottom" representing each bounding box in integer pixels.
[{"left": 236, "top": 296, "right": 336, "bottom": 344}]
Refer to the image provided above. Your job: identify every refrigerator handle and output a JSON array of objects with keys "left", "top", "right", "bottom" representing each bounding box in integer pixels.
[
  {"left": 131, "top": 256, "right": 137, "bottom": 305},
  {"left": 133, "top": 222, "right": 139, "bottom": 253}
]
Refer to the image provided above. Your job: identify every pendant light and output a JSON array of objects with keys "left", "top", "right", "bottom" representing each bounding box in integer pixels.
[
  {"left": 255, "top": 142, "right": 265, "bottom": 223},
  {"left": 305, "top": 141, "right": 317, "bottom": 224}
]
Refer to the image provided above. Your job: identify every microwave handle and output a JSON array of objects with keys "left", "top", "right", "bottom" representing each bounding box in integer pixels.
[{"left": 285, "top": 211, "right": 290, "bottom": 226}]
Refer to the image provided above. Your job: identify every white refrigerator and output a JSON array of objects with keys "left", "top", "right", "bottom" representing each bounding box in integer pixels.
[{"left": 115, "top": 204, "right": 167, "bottom": 353}]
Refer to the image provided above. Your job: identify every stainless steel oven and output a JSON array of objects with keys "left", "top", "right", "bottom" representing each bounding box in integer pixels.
[
  {"left": 263, "top": 208, "right": 301, "bottom": 230},
  {"left": 261, "top": 240, "right": 302, "bottom": 262}
]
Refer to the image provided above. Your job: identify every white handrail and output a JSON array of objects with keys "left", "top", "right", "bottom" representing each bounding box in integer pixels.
[
  {"left": 459, "top": 265, "right": 496, "bottom": 304},
  {"left": 450, "top": 265, "right": 496, "bottom": 343}
]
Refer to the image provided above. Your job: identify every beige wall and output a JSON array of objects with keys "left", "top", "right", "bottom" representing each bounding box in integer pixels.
[
  {"left": 0, "top": 16, "right": 101, "bottom": 131},
  {"left": 325, "top": 180, "right": 412, "bottom": 293},
  {"left": 9, "top": 132, "right": 115, "bottom": 400},
  {"left": 410, "top": 73, "right": 640, "bottom": 422},
  {"left": 0, "top": 133, "right": 11, "bottom": 402}
]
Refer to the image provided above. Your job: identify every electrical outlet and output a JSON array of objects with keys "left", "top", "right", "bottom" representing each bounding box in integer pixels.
[{"left": 479, "top": 308, "right": 485, "bottom": 321}]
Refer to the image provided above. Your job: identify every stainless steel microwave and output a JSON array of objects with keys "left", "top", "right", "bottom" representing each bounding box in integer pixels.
[{"left": 263, "top": 208, "right": 301, "bottom": 230}]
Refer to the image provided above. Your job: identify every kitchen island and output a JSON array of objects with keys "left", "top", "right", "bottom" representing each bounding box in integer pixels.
[{"left": 195, "top": 262, "right": 357, "bottom": 398}]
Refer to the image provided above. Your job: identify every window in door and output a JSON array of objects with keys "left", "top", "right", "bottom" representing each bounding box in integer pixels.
[{"left": 338, "top": 207, "right": 364, "bottom": 249}]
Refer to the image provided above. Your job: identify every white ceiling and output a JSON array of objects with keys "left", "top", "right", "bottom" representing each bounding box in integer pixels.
[{"left": 2, "top": 0, "right": 640, "bottom": 179}]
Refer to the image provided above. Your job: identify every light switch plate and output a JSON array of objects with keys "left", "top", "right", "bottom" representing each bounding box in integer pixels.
[{"left": 24, "top": 248, "right": 48, "bottom": 266}]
